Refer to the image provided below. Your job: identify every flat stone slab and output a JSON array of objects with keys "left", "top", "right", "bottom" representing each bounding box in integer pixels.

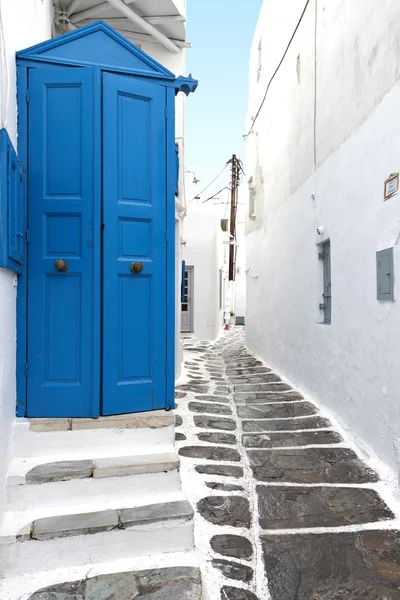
[
  {"left": 85, "top": 572, "right": 139, "bottom": 600},
  {"left": 257, "top": 486, "right": 394, "bottom": 529},
  {"left": 195, "top": 464, "right": 244, "bottom": 478},
  {"left": 31, "top": 509, "right": 118, "bottom": 540},
  {"left": 242, "top": 430, "right": 343, "bottom": 448},
  {"left": 175, "top": 432, "right": 187, "bottom": 441},
  {"left": 92, "top": 453, "right": 179, "bottom": 478},
  {"left": 226, "top": 367, "right": 271, "bottom": 376},
  {"left": 197, "top": 496, "right": 251, "bottom": 528},
  {"left": 242, "top": 416, "right": 332, "bottom": 432},
  {"left": 234, "top": 392, "right": 303, "bottom": 404},
  {"left": 220, "top": 587, "right": 259, "bottom": 600},
  {"left": 195, "top": 395, "right": 230, "bottom": 404},
  {"left": 138, "top": 581, "right": 202, "bottom": 599},
  {"left": 175, "top": 391, "right": 187, "bottom": 399},
  {"left": 194, "top": 416, "right": 237, "bottom": 431},
  {"left": 212, "top": 559, "right": 254, "bottom": 583},
  {"left": 234, "top": 383, "right": 292, "bottom": 393},
  {"left": 216, "top": 386, "right": 230, "bottom": 393},
  {"left": 175, "top": 384, "right": 209, "bottom": 394},
  {"left": 211, "top": 534, "right": 253, "bottom": 559},
  {"left": 119, "top": 500, "right": 193, "bottom": 528},
  {"left": 206, "top": 482, "right": 244, "bottom": 492},
  {"left": 178, "top": 446, "right": 241, "bottom": 462},
  {"left": 247, "top": 448, "right": 379, "bottom": 483},
  {"left": 262, "top": 531, "right": 400, "bottom": 600},
  {"left": 237, "top": 402, "right": 317, "bottom": 420},
  {"left": 197, "top": 431, "right": 237, "bottom": 444},
  {"left": 71, "top": 412, "right": 173, "bottom": 431},
  {"left": 26, "top": 460, "right": 93, "bottom": 484},
  {"left": 229, "top": 374, "right": 281, "bottom": 384},
  {"left": 29, "top": 418, "right": 71, "bottom": 432},
  {"left": 29, "top": 567, "right": 201, "bottom": 600},
  {"left": 198, "top": 432, "right": 237, "bottom": 444},
  {"left": 188, "top": 402, "right": 232, "bottom": 415}
]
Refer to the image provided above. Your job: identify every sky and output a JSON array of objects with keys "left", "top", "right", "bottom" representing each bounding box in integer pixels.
[{"left": 184, "top": 0, "right": 263, "bottom": 206}]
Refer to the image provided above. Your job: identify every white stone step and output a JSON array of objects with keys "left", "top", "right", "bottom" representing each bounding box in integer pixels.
[
  {"left": 7, "top": 448, "right": 179, "bottom": 485},
  {"left": 0, "top": 550, "right": 199, "bottom": 600},
  {"left": 5, "top": 469, "right": 182, "bottom": 516},
  {"left": 12, "top": 412, "right": 175, "bottom": 458},
  {"left": 0, "top": 518, "right": 195, "bottom": 580}
]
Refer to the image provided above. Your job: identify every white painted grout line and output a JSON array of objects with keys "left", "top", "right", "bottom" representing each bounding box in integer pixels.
[
  {"left": 245, "top": 443, "right": 350, "bottom": 451},
  {"left": 259, "top": 519, "right": 400, "bottom": 536},
  {"left": 241, "top": 427, "right": 335, "bottom": 434},
  {"left": 223, "top": 351, "right": 272, "bottom": 600}
]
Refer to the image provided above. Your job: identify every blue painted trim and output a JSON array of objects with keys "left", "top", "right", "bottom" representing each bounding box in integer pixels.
[
  {"left": 166, "top": 87, "right": 176, "bottom": 411},
  {"left": 16, "top": 65, "right": 28, "bottom": 417},
  {"left": 175, "top": 74, "right": 198, "bottom": 96},
  {"left": 17, "top": 21, "right": 175, "bottom": 80},
  {"left": 91, "top": 66, "right": 102, "bottom": 418},
  {"left": 17, "top": 56, "right": 176, "bottom": 84}
]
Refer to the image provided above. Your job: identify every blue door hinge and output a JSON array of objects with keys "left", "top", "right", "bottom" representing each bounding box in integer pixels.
[{"left": 25, "top": 362, "right": 29, "bottom": 376}]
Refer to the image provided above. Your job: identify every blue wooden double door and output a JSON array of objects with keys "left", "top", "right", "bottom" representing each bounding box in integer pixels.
[{"left": 26, "top": 67, "right": 168, "bottom": 418}]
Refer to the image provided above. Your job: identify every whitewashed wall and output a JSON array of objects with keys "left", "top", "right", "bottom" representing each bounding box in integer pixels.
[
  {"left": 0, "top": 0, "right": 53, "bottom": 519},
  {"left": 182, "top": 204, "right": 225, "bottom": 341},
  {"left": 246, "top": 0, "right": 400, "bottom": 471}
]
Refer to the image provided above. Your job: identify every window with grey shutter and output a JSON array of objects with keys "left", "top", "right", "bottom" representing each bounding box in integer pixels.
[
  {"left": 377, "top": 248, "right": 394, "bottom": 301},
  {"left": 319, "top": 241, "right": 331, "bottom": 324}
]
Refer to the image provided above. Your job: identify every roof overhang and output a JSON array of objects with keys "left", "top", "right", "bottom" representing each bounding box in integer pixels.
[{"left": 53, "top": 0, "right": 190, "bottom": 53}]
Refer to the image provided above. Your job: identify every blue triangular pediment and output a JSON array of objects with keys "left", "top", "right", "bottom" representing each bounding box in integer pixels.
[{"left": 17, "top": 21, "right": 175, "bottom": 79}]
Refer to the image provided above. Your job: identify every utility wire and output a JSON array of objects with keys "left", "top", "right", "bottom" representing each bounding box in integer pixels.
[
  {"left": 189, "top": 162, "right": 229, "bottom": 202},
  {"left": 245, "top": 0, "right": 311, "bottom": 138},
  {"left": 202, "top": 185, "right": 230, "bottom": 204}
]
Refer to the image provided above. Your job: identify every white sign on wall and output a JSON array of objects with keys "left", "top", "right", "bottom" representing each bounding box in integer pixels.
[{"left": 384, "top": 173, "right": 399, "bottom": 200}]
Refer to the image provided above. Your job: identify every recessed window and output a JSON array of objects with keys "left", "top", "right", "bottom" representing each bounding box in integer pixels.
[{"left": 319, "top": 240, "right": 331, "bottom": 324}]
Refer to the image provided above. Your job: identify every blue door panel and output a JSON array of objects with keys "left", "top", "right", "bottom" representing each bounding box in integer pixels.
[
  {"left": 102, "top": 73, "right": 167, "bottom": 415},
  {"left": 27, "top": 67, "right": 96, "bottom": 418}
]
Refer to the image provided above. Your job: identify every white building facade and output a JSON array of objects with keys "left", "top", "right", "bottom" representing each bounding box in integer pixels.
[
  {"left": 0, "top": 0, "right": 190, "bottom": 519},
  {"left": 246, "top": 0, "right": 400, "bottom": 472},
  {"left": 181, "top": 198, "right": 246, "bottom": 342}
]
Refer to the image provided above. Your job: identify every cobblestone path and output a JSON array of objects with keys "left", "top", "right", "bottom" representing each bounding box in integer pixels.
[{"left": 175, "top": 328, "right": 400, "bottom": 600}]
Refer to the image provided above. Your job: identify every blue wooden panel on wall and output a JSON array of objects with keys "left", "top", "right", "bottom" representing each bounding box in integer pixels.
[
  {"left": 175, "top": 142, "right": 179, "bottom": 197},
  {"left": 0, "top": 129, "right": 25, "bottom": 272},
  {"left": 18, "top": 23, "right": 175, "bottom": 80},
  {"left": 102, "top": 73, "right": 167, "bottom": 415},
  {"left": 26, "top": 67, "right": 96, "bottom": 418}
]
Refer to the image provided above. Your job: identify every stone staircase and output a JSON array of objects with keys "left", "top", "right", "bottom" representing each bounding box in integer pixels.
[{"left": 0, "top": 412, "right": 201, "bottom": 600}]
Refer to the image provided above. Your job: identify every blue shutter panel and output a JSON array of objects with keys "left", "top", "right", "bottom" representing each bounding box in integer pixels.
[
  {"left": 7, "top": 141, "right": 24, "bottom": 264},
  {"left": 175, "top": 142, "right": 179, "bottom": 197},
  {"left": 0, "top": 128, "right": 25, "bottom": 271}
]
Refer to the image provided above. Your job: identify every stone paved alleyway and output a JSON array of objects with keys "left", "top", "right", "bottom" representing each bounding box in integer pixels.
[{"left": 175, "top": 328, "right": 400, "bottom": 600}]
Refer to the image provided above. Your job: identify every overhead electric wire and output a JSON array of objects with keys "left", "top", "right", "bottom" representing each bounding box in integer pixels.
[
  {"left": 245, "top": 0, "right": 311, "bottom": 138},
  {"left": 189, "top": 162, "right": 229, "bottom": 202}
]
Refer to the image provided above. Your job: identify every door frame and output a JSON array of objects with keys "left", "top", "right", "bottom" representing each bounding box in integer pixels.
[
  {"left": 181, "top": 265, "right": 194, "bottom": 333},
  {"left": 16, "top": 59, "right": 178, "bottom": 418}
]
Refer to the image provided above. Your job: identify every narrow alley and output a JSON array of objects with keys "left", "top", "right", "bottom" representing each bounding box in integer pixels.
[{"left": 175, "top": 328, "right": 400, "bottom": 600}]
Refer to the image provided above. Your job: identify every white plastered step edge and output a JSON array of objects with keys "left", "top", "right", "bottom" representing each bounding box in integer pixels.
[{"left": 0, "top": 549, "right": 199, "bottom": 600}]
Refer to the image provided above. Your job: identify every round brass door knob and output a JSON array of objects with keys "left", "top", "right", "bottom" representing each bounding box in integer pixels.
[
  {"left": 54, "top": 259, "right": 69, "bottom": 272},
  {"left": 130, "top": 261, "right": 144, "bottom": 274}
]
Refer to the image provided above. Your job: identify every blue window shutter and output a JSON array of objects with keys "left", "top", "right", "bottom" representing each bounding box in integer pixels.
[
  {"left": 0, "top": 128, "right": 25, "bottom": 272},
  {"left": 181, "top": 260, "right": 186, "bottom": 302},
  {"left": 175, "top": 142, "right": 179, "bottom": 197}
]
